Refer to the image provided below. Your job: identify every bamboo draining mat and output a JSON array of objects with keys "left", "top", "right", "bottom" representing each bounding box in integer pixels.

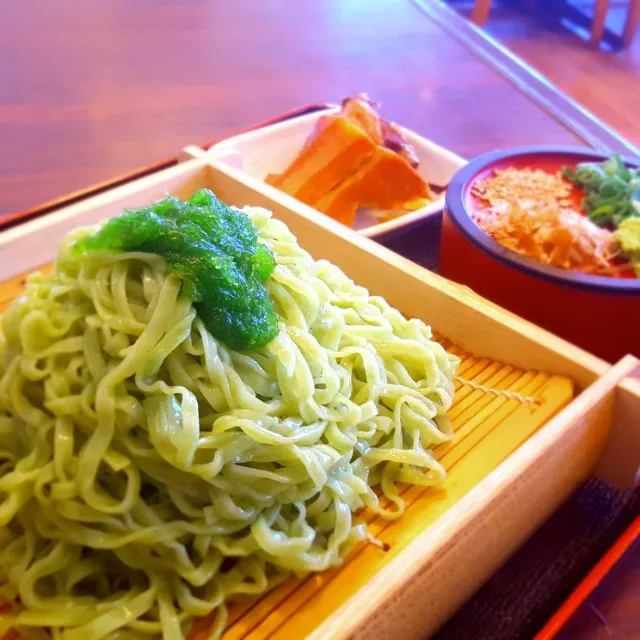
[
  {"left": 0, "top": 265, "right": 54, "bottom": 313},
  {"left": 0, "top": 268, "right": 574, "bottom": 640}
]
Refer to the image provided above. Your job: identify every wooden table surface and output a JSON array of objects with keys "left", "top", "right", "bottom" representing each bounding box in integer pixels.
[
  {"left": 0, "top": 0, "right": 635, "bottom": 224},
  {"left": 0, "top": 1, "right": 638, "bottom": 638}
]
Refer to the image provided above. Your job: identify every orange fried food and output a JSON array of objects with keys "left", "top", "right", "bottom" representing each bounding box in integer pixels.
[
  {"left": 266, "top": 95, "right": 432, "bottom": 226},
  {"left": 342, "top": 95, "right": 420, "bottom": 167},
  {"left": 316, "top": 147, "right": 432, "bottom": 226},
  {"left": 266, "top": 115, "right": 377, "bottom": 207},
  {"left": 341, "top": 94, "right": 384, "bottom": 144}
]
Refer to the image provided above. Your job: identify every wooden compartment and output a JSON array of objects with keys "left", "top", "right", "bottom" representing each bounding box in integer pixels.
[
  {"left": 1, "top": 156, "right": 639, "bottom": 640},
  {"left": 198, "top": 106, "right": 465, "bottom": 239}
]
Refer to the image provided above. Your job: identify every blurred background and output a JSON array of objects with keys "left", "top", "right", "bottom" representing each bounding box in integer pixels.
[{"left": 452, "top": 0, "right": 639, "bottom": 144}]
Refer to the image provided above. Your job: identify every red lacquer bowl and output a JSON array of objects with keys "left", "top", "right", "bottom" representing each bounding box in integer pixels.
[{"left": 440, "top": 147, "right": 640, "bottom": 363}]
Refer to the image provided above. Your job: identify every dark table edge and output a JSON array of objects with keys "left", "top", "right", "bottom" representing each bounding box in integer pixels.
[
  {"left": 0, "top": 158, "right": 178, "bottom": 232},
  {"left": 535, "top": 514, "right": 640, "bottom": 639},
  {"left": 3, "top": 0, "right": 639, "bottom": 229},
  {"left": 411, "top": 0, "right": 640, "bottom": 159},
  {"left": 4, "top": 1, "right": 640, "bottom": 231},
  {"left": 3, "top": 3, "right": 639, "bottom": 230},
  {"left": 0, "top": 104, "right": 331, "bottom": 232}
]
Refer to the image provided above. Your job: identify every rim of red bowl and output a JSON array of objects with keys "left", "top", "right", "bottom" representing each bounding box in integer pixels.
[{"left": 445, "top": 146, "right": 640, "bottom": 295}]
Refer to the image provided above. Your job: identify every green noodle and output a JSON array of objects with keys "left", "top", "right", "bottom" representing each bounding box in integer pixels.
[{"left": 0, "top": 205, "right": 457, "bottom": 639}]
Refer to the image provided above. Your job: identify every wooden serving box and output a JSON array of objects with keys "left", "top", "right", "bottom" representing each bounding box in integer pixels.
[{"left": 1, "top": 153, "right": 639, "bottom": 640}]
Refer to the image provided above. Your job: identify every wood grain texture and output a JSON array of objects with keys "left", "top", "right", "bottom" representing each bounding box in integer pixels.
[
  {"left": 414, "top": 0, "right": 639, "bottom": 158},
  {"left": 478, "top": 0, "right": 640, "bottom": 149},
  {"left": 0, "top": 0, "right": 590, "bottom": 222}
]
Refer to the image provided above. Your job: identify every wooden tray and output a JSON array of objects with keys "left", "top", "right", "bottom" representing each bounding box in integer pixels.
[
  {"left": 201, "top": 105, "right": 465, "bottom": 239},
  {"left": 1, "top": 156, "right": 639, "bottom": 640}
]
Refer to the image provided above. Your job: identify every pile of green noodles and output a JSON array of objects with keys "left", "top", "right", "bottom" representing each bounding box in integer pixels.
[{"left": 0, "top": 204, "right": 457, "bottom": 640}]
